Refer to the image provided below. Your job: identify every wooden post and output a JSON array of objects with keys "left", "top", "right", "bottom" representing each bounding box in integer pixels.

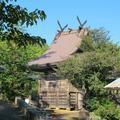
[
  {"left": 38, "top": 80, "right": 41, "bottom": 94},
  {"left": 15, "top": 96, "right": 21, "bottom": 105},
  {"left": 77, "top": 91, "right": 85, "bottom": 110},
  {"left": 76, "top": 92, "right": 78, "bottom": 110}
]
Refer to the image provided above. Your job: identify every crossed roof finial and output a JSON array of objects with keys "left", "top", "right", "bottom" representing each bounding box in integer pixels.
[
  {"left": 77, "top": 16, "right": 87, "bottom": 30},
  {"left": 57, "top": 20, "right": 68, "bottom": 33}
]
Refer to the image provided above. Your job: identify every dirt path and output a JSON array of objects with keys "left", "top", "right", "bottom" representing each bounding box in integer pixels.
[
  {"left": 0, "top": 101, "right": 24, "bottom": 120},
  {"left": 47, "top": 109, "right": 80, "bottom": 120}
]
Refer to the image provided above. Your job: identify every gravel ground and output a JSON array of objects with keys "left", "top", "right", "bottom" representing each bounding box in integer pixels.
[{"left": 0, "top": 101, "right": 24, "bottom": 120}]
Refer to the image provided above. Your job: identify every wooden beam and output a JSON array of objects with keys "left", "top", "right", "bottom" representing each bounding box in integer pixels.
[
  {"left": 77, "top": 16, "right": 87, "bottom": 30},
  {"left": 57, "top": 20, "right": 68, "bottom": 33},
  {"left": 57, "top": 20, "right": 62, "bottom": 31}
]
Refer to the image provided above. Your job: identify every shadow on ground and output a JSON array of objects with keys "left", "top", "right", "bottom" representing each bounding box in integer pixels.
[{"left": 0, "top": 101, "right": 24, "bottom": 120}]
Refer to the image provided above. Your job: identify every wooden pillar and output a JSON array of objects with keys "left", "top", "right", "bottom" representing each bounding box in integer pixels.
[
  {"left": 117, "top": 89, "right": 119, "bottom": 94},
  {"left": 38, "top": 80, "right": 41, "bottom": 94},
  {"left": 37, "top": 79, "right": 41, "bottom": 107},
  {"left": 109, "top": 89, "right": 111, "bottom": 94},
  {"left": 68, "top": 92, "right": 71, "bottom": 109},
  {"left": 76, "top": 92, "right": 78, "bottom": 110},
  {"left": 77, "top": 92, "right": 84, "bottom": 110}
]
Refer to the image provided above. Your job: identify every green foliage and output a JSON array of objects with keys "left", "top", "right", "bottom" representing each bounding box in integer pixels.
[
  {"left": 95, "top": 100, "right": 120, "bottom": 120},
  {"left": 56, "top": 28, "right": 120, "bottom": 119},
  {"left": 0, "top": 41, "right": 48, "bottom": 100},
  {"left": 85, "top": 97, "right": 101, "bottom": 111},
  {"left": 57, "top": 51, "right": 119, "bottom": 97},
  {"left": 0, "top": 0, "right": 46, "bottom": 46},
  {"left": 81, "top": 28, "right": 110, "bottom": 52}
]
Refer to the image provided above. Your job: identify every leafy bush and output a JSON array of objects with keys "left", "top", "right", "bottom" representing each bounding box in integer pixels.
[
  {"left": 0, "top": 41, "right": 47, "bottom": 100},
  {"left": 85, "top": 97, "right": 101, "bottom": 111},
  {"left": 56, "top": 28, "right": 120, "bottom": 119},
  {"left": 95, "top": 100, "right": 120, "bottom": 120}
]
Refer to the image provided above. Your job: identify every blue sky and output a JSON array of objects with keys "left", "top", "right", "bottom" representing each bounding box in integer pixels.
[{"left": 17, "top": 0, "right": 120, "bottom": 44}]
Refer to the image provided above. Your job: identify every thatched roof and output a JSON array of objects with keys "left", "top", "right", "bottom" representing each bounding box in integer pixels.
[
  {"left": 105, "top": 78, "right": 120, "bottom": 89},
  {"left": 28, "top": 29, "right": 87, "bottom": 69}
]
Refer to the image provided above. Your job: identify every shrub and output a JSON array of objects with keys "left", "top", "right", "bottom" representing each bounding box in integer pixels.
[
  {"left": 95, "top": 100, "right": 120, "bottom": 120},
  {"left": 85, "top": 97, "right": 101, "bottom": 111}
]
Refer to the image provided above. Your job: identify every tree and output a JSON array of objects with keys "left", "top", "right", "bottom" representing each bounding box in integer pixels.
[
  {"left": 56, "top": 28, "right": 120, "bottom": 112},
  {"left": 0, "top": 0, "right": 46, "bottom": 47},
  {"left": 0, "top": 41, "right": 48, "bottom": 100}
]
